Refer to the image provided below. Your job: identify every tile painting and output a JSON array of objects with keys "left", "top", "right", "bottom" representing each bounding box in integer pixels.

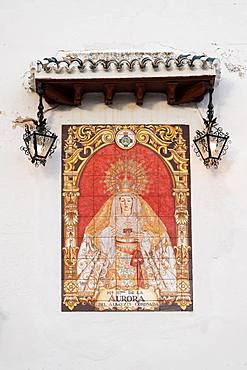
[{"left": 62, "top": 125, "right": 193, "bottom": 311}]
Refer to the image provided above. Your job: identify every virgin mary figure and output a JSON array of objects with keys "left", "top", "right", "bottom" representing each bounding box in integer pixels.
[{"left": 77, "top": 159, "right": 176, "bottom": 308}]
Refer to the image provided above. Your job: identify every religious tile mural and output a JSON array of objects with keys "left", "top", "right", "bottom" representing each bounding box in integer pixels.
[{"left": 62, "top": 124, "right": 193, "bottom": 311}]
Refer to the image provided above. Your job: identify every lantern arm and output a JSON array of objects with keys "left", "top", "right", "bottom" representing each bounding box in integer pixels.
[
  {"left": 20, "top": 84, "right": 58, "bottom": 167},
  {"left": 193, "top": 88, "right": 230, "bottom": 169},
  {"left": 36, "top": 86, "right": 48, "bottom": 132},
  {"left": 202, "top": 88, "right": 218, "bottom": 131}
]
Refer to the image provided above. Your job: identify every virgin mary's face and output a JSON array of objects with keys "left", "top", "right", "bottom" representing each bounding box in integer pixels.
[{"left": 119, "top": 195, "right": 133, "bottom": 216}]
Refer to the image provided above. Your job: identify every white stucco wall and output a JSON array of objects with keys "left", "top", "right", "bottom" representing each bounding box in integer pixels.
[{"left": 1, "top": 1, "right": 247, "bottom": 369}]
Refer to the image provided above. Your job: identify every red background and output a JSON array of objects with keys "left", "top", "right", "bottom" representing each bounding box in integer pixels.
[{"left": 78, "top": 144, "right": 176, "bottom": 245}]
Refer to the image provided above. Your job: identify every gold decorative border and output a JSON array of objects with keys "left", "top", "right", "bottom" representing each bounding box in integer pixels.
[{"left": 62, "top": 124, "right": 192, "bottom": 311}]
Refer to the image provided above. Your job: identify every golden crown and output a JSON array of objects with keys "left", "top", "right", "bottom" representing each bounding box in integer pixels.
[{"left": 103, "top": 159, "right": 148, "bottom": 195}]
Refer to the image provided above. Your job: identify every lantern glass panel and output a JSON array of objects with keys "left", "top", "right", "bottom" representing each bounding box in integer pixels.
[
  {"left": 24, "top": 132, "right": 36, "bottom": 160},
  {"left": 195, "top": 134, "right": 209, "bottom": 160},
  {"left": 34, "top": 132, "right": 56, "bottom": 159},
  {"left": 208, "top": 134, "right": 227, "bottom": 159}
]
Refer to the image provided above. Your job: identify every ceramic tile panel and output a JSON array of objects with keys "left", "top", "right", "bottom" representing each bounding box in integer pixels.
[{"left": 62, "top": 124, "right": 192, "bottom": 311}]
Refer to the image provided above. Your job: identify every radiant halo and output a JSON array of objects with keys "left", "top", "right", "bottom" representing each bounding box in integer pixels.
[{"left": 103, "top": 159, "right": 149, "bottom": 195}]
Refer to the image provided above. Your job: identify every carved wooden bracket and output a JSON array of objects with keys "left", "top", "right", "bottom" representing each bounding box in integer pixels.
[
  {"left": 167, "top": 83, "right": 178, "bottom": 105},
  {"left": 104, "top": 84, "right": 115, "bottom": 105},
  {"left": 135, "top": 83, "right": 146, "bottom": 106},
  {"left": 36, "top": 75, "right": 215, "bottom": 107}
]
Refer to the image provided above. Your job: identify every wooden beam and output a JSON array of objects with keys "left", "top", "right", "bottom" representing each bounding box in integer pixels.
[
  {"left": 44, "top": 84, "right": 75, "bottom": 105},
  {"left": 176, "top": 82, "right": 210, "bottom": 104},
  {"left": 36, "top": 75, "right": 216, "bottom": 106}
]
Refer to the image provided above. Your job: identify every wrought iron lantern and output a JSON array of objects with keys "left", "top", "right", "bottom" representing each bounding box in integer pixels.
[
  {"left": 21, "top": 87, "right": 57, "bottom": 166},
  {"left": 193, "top": 89, "right": 230, "bottom": 168}
]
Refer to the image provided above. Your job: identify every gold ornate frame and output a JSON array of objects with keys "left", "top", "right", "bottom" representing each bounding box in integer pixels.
[{"left": 62, "top": 124, "right": 192, "bottom": 311}]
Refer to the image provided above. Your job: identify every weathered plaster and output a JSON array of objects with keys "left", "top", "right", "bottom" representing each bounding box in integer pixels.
[{"left": 211, "top": 43, "right": 247, "bottom": 77}]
